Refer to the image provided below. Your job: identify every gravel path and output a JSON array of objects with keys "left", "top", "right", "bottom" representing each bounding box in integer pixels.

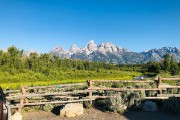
[
  {"left": 23, "top": 108, "right": 126, "bottom": 120},
  {"left": 23, "top": 108, "right": 180, "bottom": 120}
]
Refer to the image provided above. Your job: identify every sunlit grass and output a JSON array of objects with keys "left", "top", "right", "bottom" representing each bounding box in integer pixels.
[{"left": 0, "top": 70, "right": 141, "bottom": 90}]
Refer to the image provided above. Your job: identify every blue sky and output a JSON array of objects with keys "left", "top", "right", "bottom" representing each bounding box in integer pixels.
[{"left": 0, "top": 0, "right": 180, "bottom": 53}]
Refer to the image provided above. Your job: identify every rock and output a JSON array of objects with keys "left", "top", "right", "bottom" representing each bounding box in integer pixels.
[
  {"left": 60, "top": 103, "right": 84, "bottom": 118},
  {"left": 142, "top": 101, "right": 158, "bottom": 112},
  {"left": 11, "top": 112, "right": 23, "bottom": 120}
]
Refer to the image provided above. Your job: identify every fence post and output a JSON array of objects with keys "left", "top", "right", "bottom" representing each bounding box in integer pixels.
[
  {"left": 157, "top": 76, "right": 162, "bottom": 88},
  {"left": 87, "top": 80, "right": 93, "bottom": 105},
  {"left": 7, "top": 101, "right": 12, "bottom": 120},
  {"left": 157, "top": 76, "right": 162, "bottom": 94},
  {"left": 18, "top": 86, "right": 27, "bottom": 112}
]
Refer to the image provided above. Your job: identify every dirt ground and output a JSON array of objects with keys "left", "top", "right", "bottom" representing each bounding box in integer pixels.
[{"left": 23, "top": 108, "right": 180, "bottom": 120}]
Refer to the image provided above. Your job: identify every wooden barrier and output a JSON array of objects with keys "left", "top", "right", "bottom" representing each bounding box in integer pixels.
[
  {"left": 4, "top": 76, "right": 180, "bottom": 112},
  {"left": 89, "top": 87, "right": 164, "bottom": 91},
  {"left": 87, "top": 77, "right": 180, "bottom": 101},
  {"left": 6, "top": 90, "right": 93, "bottom": 100}
]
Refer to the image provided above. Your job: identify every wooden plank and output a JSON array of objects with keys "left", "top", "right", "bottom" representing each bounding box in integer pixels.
[
  {"left": 10, "top": 98, "right": 96, "bottom": 108},
  {"left": 159, "top": 86, "right": 180, "bottom": 89},
  {"left": 91, "top": 80, "right": 154, "bottom": 83},
  {"left": 87, "top": 96, "right": 113, "bottom": 99},
  {"left": 157, "top": 94, "right": 180, "bottom": 97},
  {"left": 4, "top": 90, "right": 21, "bottom": 94},
  {"left": 161, "top": 78, "right": 180, "bottom": 81},
  {"left": 6, "top": 90, "right": 93, "bottom": 100},
  {"left": 89, "top": 87, "right": 163, "bottom": 91},
  {"left": 4, "top": 83, "right": 86, "bottom": 94},
  {"left": 144, "top": 97, "right": 168, "bottom": 99},
  {"left": 54, "top": 96, "right": 80, "bottom": 99},
  {"left": 27, "top": 83, "right": 86, "bottom": 89}
]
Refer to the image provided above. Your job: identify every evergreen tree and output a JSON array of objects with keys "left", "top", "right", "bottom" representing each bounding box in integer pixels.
[
  {"left": 170, "top": 55, "right": 179, "bottom": 75},
  {"left": 163, "top": 54, "right": 170, "bottom": 72}
]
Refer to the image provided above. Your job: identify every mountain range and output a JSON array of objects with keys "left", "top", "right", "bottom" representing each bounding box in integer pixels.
[{"left": 49, "top": 40, "right": 180, "bottom": 64}]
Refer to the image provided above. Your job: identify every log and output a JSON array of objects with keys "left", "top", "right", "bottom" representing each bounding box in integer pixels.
[
  {"left": 161, "top": 78, "right": 180, "bottom": 81},
  {"left": 4, "top": 90, "right": 21, "bottom": 94},
  {"left": 91, "top": 80, "right": 154, "bottom": 83},
  {"left": 27, "top": 83, "right": 86, "bottom": 89},
  {"left": 159, "top": 86, "right": 180, "bottom": 89},
  {"left": 6, "top": 90, "right": 93, "bottom": 100},
  {"left": 157, "top": 94, "right": 180, "bottom": 97},
  {"left": 10, "top": 98, "right": 96, "bottom": 108},
  {"left": 89, "top": 87, "right": 164, "bottom": 91},
  {"left": 144, "top": 97, "right": 168, "bottom": 99}
]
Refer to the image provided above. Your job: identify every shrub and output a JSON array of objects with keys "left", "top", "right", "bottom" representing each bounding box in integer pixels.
[
  {"left": 43, "top": 104, "right": 54, "bottom": 112},
  {"left": 107, "top": 92, "right": 125, "bottom": 114},
  {"left": 105, "top": 91, "right": 145, "bottom": 114}
]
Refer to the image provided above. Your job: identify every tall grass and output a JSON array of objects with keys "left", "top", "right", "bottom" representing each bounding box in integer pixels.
[{"left": 0, "top": 70, "right": 141, "bottom": 89}]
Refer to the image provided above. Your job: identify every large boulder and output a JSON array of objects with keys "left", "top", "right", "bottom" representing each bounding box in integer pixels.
[
  {"left": 142, "top": 101, "right": 158, "bottom": 112},
  {"left": 11, "top": 112, "right": 23, "bottom": 120},
  {"left": 60, "top": 103, "right": 84, "bottom": 118}
]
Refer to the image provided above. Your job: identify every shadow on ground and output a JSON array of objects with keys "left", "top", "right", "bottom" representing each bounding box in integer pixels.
[
  {"left": 51, "top": 105, "right": 64, "bottom": 115},
  {"left": 123, "top": 110, "right": 180, "bottom": 120}
]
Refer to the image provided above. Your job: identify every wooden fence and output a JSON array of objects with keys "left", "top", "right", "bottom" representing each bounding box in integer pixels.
[
  {"left": 87, "top": 77, "right": 180, "bottom": 100},
  {"left": 4, "top": 77, "right": 180, "bottom": 112}
]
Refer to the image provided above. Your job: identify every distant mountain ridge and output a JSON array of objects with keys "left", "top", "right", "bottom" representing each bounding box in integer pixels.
[{"left": 49, "top": 40, "right": 180, "bottom": 64}]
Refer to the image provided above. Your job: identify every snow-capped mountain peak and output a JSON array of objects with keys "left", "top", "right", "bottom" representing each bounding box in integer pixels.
[
  {"left": 49, "top": 41, "right": 180, "bottom": 64},
  {"left": 87, "top": 40, "right": 98, "bottom": 52},
  {"left": 69, "top": 44, "right": 80, "bottom": 53}
]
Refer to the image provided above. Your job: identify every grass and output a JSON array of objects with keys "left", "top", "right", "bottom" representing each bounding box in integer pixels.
[{"left": 0, "top": 70, "right": 141, "bottom": 90}]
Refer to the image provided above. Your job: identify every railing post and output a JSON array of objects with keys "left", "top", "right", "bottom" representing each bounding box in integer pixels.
[
  {"left": 158, "top": 76, "right": 162, "bottom": 88},
  {"left": 7, "top": 101, "right": 12, "bottom": 120},
  {"left": 18, "top": 86, "right": 28, "bottom": 112},
  {"left": 87, "top": 80, "right": 93, "bottom": 105},
  {"left": 157, "top": 76, "right": 162, "bottom": 94}
]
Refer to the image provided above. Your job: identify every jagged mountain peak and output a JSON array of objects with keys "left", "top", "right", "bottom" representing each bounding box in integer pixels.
[
  {"left": 52, "top": 45, "right": 64, "bottom": 52},
  {"left": 88, "top": 40, "right": 95, "bottom": 44},
  {"left": 49, "top": 40, "right": 180, "bottom": 64},
  {"left": 69, "top": 44, "right": 80, "bottom": 53},
  {"left": 87, "top": 40, "right": 98, "bottom": 52},
  {"left": 141, "top": 46, "right": 180, "bottom": 62}
]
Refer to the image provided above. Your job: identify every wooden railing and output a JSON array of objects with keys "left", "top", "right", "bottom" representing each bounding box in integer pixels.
[{"left": 4, "top": 76, "right": 180, "bottom": 112}]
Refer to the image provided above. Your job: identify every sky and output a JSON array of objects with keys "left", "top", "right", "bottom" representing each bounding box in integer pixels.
[{"left": 0, "top": 0, "right": 180, "bottom": 53}]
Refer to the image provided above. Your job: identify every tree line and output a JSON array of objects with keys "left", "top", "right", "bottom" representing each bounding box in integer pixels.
[
  {"left": 0, "top": 46, "right": 122, "bottom": 73},
  {"left": 145, "top": 54, "right": 180, "bottom": 75},
  {"left": 0, "top": 46, "right": 141, "bottom": 87},
  {"left": 0, "top": 46, "right": 179, "bottom": 87}
]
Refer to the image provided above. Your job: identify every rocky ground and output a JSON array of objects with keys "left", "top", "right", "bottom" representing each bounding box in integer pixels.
[{"left": 23, "top": 108, "right": 180, "bottom": 120}]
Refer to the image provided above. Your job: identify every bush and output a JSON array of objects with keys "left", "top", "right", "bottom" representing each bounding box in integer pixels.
[
  {"left": 163, "top": 97, "right": 180, "bottom": 113},
  {"left": 107, "top": 92, "right": 125, "bottom": 114},
  {"left": 43, "top": 104, "right": 54, "bottom": 112},
  {"left": 105, "top": 91, "right": 145, "bottom": 114}
]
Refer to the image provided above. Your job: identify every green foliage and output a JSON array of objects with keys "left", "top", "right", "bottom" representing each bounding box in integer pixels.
[
  {"left": 104, "top": 91, "right": 145, "bottom": 114},
  {"left": 0, "top": 46, "right": 141, "bottom": 89},
  {"left": 146, "top": 61, "right": 161, "bottom": 74},
  {"left": 170, "top": 63, "right": 179, "bottom": 76},
  {"left": 107, "top": 92, "right": 125, "bottom": 114},
  {"left": 145, "top": 54, "right": 180, "bottom": 76},
  {"left": 43, "top": 104, "right": 54, "bottom": 112},
  {"left": 163, "top": 97, "right": 180, "bottom": 113}
]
